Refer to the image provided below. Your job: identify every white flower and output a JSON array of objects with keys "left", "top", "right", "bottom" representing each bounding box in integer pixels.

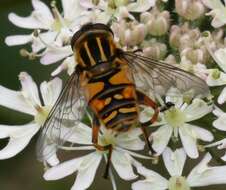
[
  {"left": 5, "top": 0, "right": 86, "bottom": 71},
  {"left": 176, "top": 0, "right": 205, "bottom": 21},
  {"left": 132, "top": 147, "right": 226, "bottom": 190},
  {"left": 205, "top": 106, "right": 226, "bottom": 161},
  {"left": 140, "top": 8, "right": 170, "bottom": 36},
  {"left": 141, "top": 88, "right": 213, "bottom": 158},
  {"left": 43, "top": 124, "right": 150, "bottom": 190},
  {"left": 0, "top": 72, "right": 62, "bottom": 164},
  {"left": 206, "top": 47, "right": 226, "bottom": 104},
  {"left": 202, "top": 0, "right": 226, "bottom": 28},
  {"left": 179, "top": 58, "right": 209, "bottom": 81},
  {"left": 82, "top": 0, "right": 156, "bottom": 22},
  {"left": 112, "top": 20, "right": 146, "bottom": 47}
]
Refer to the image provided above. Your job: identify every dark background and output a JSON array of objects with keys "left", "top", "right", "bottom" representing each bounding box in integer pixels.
[{"left": 0, "top": 0, "right": 226, "bottom": 190}]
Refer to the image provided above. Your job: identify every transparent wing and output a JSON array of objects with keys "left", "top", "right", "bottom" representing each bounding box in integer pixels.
[
  {"left": 122, "top": 51, "right": 210, "bottom": 98},
  {"left": 36, "top": 72, "right": 86, "bottom": 162}
]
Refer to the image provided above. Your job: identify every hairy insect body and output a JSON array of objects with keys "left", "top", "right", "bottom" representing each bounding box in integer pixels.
[
  {"left": 37, "top": 24, "right": 209, "bottom": 178},
  {"left": 77, "top": 35, "right": 139, "bottom": 132}
]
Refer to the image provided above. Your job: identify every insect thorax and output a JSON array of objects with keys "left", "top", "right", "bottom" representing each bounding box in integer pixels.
[{"left": 72, "top": 30, "right": 117, "bottom": 70}]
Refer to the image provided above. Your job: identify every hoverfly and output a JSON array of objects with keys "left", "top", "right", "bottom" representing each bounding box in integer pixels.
[{"left": 36, "top": 23, "right": 210, "bottom": 178}]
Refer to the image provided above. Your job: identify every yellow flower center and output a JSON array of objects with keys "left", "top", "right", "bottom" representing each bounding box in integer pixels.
[
  {"left": 34, "top": 106, "right": 51, "bottom": 125},
  {"left": 101, "top": 130, "right": 117, "bottom": 146},
  {"left": 92, "top": 0, "right": 100, "bottom": 5},
  {"left": 168, "top": 176, "right": 190, "bottom": 190},
  {"left": 164, "top": 107, "right": 186, "bottom": 128},
  {"left": 108, "top": 0, "right": 128, "bottom": 9},
  {"left": 211, "top": 69, "right": 220, "bottom": 79}
]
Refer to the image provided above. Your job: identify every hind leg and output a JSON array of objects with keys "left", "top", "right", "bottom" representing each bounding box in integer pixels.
[
  {"left": 137, "top": 91, "right": 159, "bottom": 127},
  {"left": 136, "top": 91, "right": 159, "bottom": 153},
  {"left": 92, "top": 116, "right": 112, "bottom": 179}
]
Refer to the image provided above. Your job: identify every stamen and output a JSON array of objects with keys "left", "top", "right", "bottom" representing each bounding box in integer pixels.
[
  {"left": 58, "top": 145, "right": 95, "bottom": 151},
  {"left": 20, "top": 48, "right": 41, "bottom": 60},
  {"left": 115, "top": 147, "right": 154, "bottom": 159}
]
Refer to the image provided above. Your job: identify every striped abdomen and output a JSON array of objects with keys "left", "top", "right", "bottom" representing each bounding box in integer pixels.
[{"left": 83, "top": 60, "right": 139, "bottom": 132}]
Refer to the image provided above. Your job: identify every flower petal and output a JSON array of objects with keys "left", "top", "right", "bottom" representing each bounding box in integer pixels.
[
  {"left": 162, "top": 147, "right": 186, "bottom": 176},
  {"left": 221, "top": 152, "right": 226, "bottom": 161},
  {"left": 44, "top": 154, "right": 87, "bottom": 180},
  {"left": 5, "top": 34, "right": 32, "bottom": 46},
  {"left": 213, "top": 112, "right": 226, "bottom": 131},
  {"left": 32, "top": 31, "right": 58, "bottom": 53},
  {"left": 202, "top": 0, "right": 224, "bottom": 9},
  {"left": 180, "top": 124, "right": 213, "bottom": 158},
  {"left": 214, "top": 48, "right": 226, "bottom": 72},
  {"left": 40, "top": 77, "right": 62, "bottom": 106},
  {"left": 190, "top": 124, "right": 214, "bottom": 142},
  {"left": 132, "top": 166, "right": 168, "bottom": 190},
  {"left": 62, "top": 123, "right": 92, "bottom": 145},
  {"left": 44, "top": 144, "right": 59, "bottom": 166},
  {"left": 40, "top": 46, "right": 73, "bottom": 65},
  {"left": 71, "top": 152, "right": 102, "bottom": 190},
  {"left": 0, "top": 85, "right": 35, "bottom": 115},
  {"left": 127, "top": 0, "right": 156, "bottom": 12},
  {"left": 151, "top": 125, "right": 173, "bottom": 155},
  {"left": 0, "top": 122, "right": 39, "bottom": 159},
  {"left": 19, "top": 72, "right": 41, "bottom": 108},
  {"left": 184, "top": 99, "right": 212, "bottom": 122},
  {"left": 202, "top": 0, "right": 226, "bottom": 27},
  {"left": 51, "top": 56, "right": 76, "bottom": 76},
  {"left": 62, "top": 0, "right": 85, "bottom": 21},
  {"left": 8, "top": 13, "right": 47, "bottom": 29},
  {"left": 187, "top": 153, "right": 226, "bottom": 187},
  {"left": 111, "top": 150, "right": 138, "bottom": 180},
  {"left": 179, "top": 125, "right": 198, "bottom": 158},
  {"left": 218, "top": 86, "right": 226, "bottom": 104},
  {"left": 116, "top": 128, "right": 145, "bottom": 151},
  {"left": 165, "top": 87, "right": 183, "bottom": 108},
  {"left": 206, "top": 69, "right": 226, "bottom": 86},
  {"left": 212, "top": 106, "right": 225, "bottom": 117},
  {"left": 31, "top": 0, "right": 53, "bottom": 21}
]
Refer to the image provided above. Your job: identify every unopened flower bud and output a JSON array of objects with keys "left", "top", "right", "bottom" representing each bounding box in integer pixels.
[
  {"left": 169, "top": 23, "right": 201, "bottom": 50},
  {"left": 175, "top": 0, "right": 205, "bottom": 20},
  {"left": 140, "top": 12, "right": 152, "bottom": 23},
  {"left": 164, "top": 54, "right": 177, "bottom": 65},
  {"left": 141, "top": 8, "right": 170, "bottom": 36},
  {"left": 181, "top": 48, "right": 204, "bottom": 64},
  {"left": 142, "top": 39, "right": 167, "bottom": 60},
  {"left": 130, "top": 24, "right": 146, "bottom": 45},
  {"left": 112, "top": 20, "right": 146, "bottom": 47}
]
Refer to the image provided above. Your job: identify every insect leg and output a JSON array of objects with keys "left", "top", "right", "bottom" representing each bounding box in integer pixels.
[
  {"left": 137, "top": 91, "right": 159, "bottom": 153},
  {"left": 137, "top": 91, "right": 159, "bottom": 127},
  {"left": 92, "top": 116, "right": 113, "bottom": 179}
]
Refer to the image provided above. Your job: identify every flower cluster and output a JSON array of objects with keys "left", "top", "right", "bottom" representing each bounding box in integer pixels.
[{"left": 1, "top": 0, "right": 226, "bottom": 190}]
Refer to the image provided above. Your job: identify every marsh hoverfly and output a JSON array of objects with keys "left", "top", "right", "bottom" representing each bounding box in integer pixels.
[{"left": 36, "top": 23, "right": 210, "bottom": 177}]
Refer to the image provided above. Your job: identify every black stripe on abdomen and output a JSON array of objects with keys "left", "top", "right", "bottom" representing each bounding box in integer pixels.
[
  {"left": 98, "top": 88, "right": 138, "bottom": 131},
  {"left": 104, "top": 111, "right": 138, "bottom": 131}
]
